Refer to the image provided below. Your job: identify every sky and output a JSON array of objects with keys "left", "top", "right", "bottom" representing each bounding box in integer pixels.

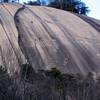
[{"left": 82, "top": 0, "right": 100, "bottom": 20}]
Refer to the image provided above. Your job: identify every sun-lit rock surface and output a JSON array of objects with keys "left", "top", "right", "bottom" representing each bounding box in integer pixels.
[{"left": 0, "top": 3, "right": 100, "bottom": 75}]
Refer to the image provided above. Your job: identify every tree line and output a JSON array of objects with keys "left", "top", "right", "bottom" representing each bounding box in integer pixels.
[
  {"left": 0, "top": 0, "right": 90, "bottom": 15},
  {"left": 26, "top": 0, "right": 90, "bottom": 15}
]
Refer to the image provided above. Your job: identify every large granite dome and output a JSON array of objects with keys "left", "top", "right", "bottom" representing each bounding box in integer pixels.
[{"left": 0, "top": 3, "right": 100, "bottom": 75}]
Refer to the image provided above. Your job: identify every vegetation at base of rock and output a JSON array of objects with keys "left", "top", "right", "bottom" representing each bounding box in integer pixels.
[
  {"left": 0, "top": 64, "right": 100, "bottom": 100},
  {"left": 0, "top": 66, "right": 7, "bottom": 75},
  {"left": 20, "top": 63, "right": 35, "bottom": 79},
  {"left": 46, "top": 67, "right": 61, "bottom": 78}
]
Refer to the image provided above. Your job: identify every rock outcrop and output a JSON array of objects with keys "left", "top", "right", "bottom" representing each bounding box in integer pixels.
[
  {"left": 0, "top": 3, "right": 100, "bottom": 75},
  {"left": 0, "top": 3, "right": 100, "bottom": 100}
]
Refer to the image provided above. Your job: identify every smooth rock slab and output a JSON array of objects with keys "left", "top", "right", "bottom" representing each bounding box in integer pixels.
[{"left": 0, "top": 3, "right": 100, "bottom": 75}]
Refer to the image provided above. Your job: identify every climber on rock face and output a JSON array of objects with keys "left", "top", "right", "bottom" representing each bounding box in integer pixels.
[{"left": 22, "top": 5, "right": 25, "bottom": 8}]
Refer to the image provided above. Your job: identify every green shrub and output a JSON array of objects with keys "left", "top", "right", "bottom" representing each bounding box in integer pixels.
[
  {"left": 0, "top": 66, "right": 7, "bottom": 75},
  {"left": 20, "top": 64, "right": 35, "bottom": 79},
  {"left": 49, "top": 67, "right": 61, "bottom": 78}
]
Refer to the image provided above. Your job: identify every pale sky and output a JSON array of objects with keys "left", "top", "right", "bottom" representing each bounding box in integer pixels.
[{"left": 82, "top": 0, "right": 100, "bottom": 20}]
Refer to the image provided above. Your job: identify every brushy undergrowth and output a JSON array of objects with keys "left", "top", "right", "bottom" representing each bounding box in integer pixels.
[{"left": 0, "top": 64, "right": 100, "bottom": 100}]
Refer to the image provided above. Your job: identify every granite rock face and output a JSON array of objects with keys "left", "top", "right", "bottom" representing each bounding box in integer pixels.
[
  {"left": 0, "top": 3, "right": 100, "bottom": 100},
  {"left": 0, "top": 3, "right": 100, "bottom": 75}
]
